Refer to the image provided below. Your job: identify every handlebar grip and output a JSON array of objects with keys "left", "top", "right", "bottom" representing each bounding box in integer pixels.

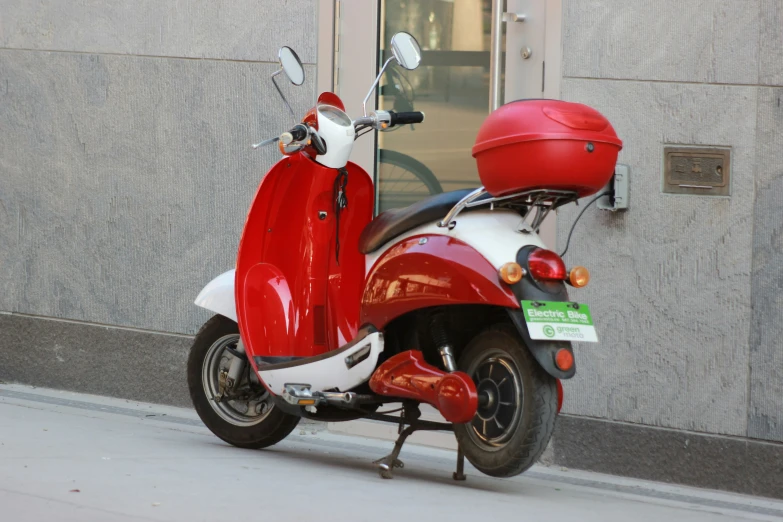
[
  {"left": 282, "top": 124, "right": 309, "bottom": 144},
  {"left": 389, "top": 111, "right": 425, "bottom": 126},
  {"left": 288, "top": 125, "right": 308, "bottom": 142}
]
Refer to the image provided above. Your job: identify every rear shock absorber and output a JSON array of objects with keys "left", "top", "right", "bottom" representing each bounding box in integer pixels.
[{"left": 430, "top": 312, "right": 457, "bottom": 372}]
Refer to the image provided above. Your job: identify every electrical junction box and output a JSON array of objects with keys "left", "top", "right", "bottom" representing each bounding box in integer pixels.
[{"left": 597, "top": 164, "right": 629, "bottom": 211}]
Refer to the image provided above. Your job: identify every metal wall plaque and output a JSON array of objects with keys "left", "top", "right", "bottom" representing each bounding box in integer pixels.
[{"left": 663, "top": 146, "right": 731, "bottom": 196}]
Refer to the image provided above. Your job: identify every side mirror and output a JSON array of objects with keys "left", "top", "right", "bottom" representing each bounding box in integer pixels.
[
  {"left": 278, "top": 46, "right": 305, "bottom": 85},
  {"left": 390, "top": 32, "right": 422, "bottom": 70},
  {"left": 362, "top": 32, "right": 422, "bottom": 116}
]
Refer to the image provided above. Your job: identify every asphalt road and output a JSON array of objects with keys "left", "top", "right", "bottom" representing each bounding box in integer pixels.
[{"left": 1, "top": 384, "right": 781, "bottom": 522}]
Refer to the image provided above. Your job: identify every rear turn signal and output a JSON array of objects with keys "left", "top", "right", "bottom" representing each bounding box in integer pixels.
[
  {"left": 527, "top": 249, "right": 567, "bottom": 281},
  {"left": 567, "top": 266, "right": 590, "bottom": 288},
  {"left": 499, "top": 262, "right": 525, "bottom": 284},
  {"left": 555, "top": 349, "right": 574, "bottom": 371}
]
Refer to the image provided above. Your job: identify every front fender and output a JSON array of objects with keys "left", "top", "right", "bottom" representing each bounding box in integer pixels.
[{"left": 194, "top": 269, "right": 237, "bottom": 322}]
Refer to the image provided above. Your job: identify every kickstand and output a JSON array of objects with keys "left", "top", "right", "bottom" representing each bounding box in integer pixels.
[
  {"left": 373, "top": 424, "right": 415, "bottom": 479},
  {"left": 453, "top": 446, "right": 466, "bottom": 481},
  {"left": 367, "top": 401, "right": 456, "bottom": 480},
  {"left": 371, "top": 402, "right": 449, "bottom": 479},
  {"left": 373, "top": 402, "right": 420, "bottom": 479}
]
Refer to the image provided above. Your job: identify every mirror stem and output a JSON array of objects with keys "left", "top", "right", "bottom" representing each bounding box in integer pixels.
[
  {"left": 362, "top": 56, "right": 396, "bottom": 117},
  {"left": 271, "top": 69, "right": 297, "bottom": 123}
]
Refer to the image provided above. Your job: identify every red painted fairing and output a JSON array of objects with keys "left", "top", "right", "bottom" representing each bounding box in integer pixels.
[
  {"left": 235, "top": 153, "right": 373, "bottom": 367},
  {"left": 360, "top": 235, "right": 519, "bottom": 329},
  {"left": 556, "top": 379, "right": 563, "bottom": 413},
  {"left": 369, "top": 350, "right": 478, "bottom": 423},
  {"left": 317, "top": 92, "right": 346, "bottom": 111},
  {"left": 325, "top": 169, "right": 374, "bottom": 349}
]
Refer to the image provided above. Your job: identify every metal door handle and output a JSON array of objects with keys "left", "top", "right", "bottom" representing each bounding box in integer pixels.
[
  {"left": 489, "top": 0, "right": 503, "bottom": 111},
  {"left": 502, "top": 12, "right": 526, "bottom": 23}
]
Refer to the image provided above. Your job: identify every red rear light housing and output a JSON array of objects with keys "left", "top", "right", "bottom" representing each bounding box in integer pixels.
[{"left": 527, "top": 248, "right": 567, "bottom": 281}]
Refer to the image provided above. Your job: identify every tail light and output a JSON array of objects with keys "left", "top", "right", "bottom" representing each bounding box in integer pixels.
[{"left": 527, "top": 248, "right": 567, "bottom": 281}]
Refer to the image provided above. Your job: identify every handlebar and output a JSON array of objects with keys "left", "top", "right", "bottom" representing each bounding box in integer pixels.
[
  {"left": 353, "top": 110, "right": 424, "bottom": 134},
  {"left": 388, "top": 111, "right": 424, "bottom": 126},
  {"left": 257, "top": 110, "right": 426, "bottom": 151},
  {"left": 281, "top": 124, "right": 309, "bottom": 145}
]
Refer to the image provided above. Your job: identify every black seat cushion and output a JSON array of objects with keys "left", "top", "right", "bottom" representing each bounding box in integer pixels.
[{"left": 358, "top": 189, "right": 477, "bottom": 254}]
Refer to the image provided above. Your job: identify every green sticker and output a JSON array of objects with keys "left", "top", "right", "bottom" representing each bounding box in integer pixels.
[{"left": 521, "top": 301, "right": 598, "bottom": 343}]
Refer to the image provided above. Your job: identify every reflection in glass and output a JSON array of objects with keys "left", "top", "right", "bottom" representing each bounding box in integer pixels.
[{"left": 377, "top": 0, "right": 504, "bottom": 214}]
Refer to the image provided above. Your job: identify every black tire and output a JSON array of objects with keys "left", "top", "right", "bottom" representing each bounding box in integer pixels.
[
  {"left": 187, "top": 315, "right": 300, "bottom": 449},
  {"left": 378, "top": 149, "right": 442, "bottom": 213},
  {"left": 453, "top": 324, "right": 558, "bottom": 478}
]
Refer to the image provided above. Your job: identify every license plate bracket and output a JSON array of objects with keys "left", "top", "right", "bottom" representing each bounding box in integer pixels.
[{"left": 520, "top": 300, "right": 598, "bottom": 343}]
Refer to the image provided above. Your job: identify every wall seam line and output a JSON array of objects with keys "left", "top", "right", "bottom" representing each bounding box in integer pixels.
[
  {"left": 745, "top": 85, "right": 763, "bottom": 439},
  {"left": 0, "top": 311, "right": 194, "bottom": 339},
  {"left": 0, "top": 47, "right": 317, "bottom": 66},
  {"left": 562, "top": 76, "right": 781, "bottom": 89}
]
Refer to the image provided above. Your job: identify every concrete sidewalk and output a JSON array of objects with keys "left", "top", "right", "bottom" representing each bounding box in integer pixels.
[{"left": 1, "top": 383, "right": 782, "bottom": 522}]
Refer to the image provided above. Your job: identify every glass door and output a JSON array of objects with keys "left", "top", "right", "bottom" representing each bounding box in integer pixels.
[
  {"left": 375, "top": 0, "right": 504, "bottom": 213},
  {"left": 327, "top": 0, "right": 561, "bottom": 246}
]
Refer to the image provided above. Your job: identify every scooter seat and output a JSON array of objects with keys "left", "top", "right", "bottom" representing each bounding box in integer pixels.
[{"left": 358, "top": 189, "right": 478, "bottom": 254}]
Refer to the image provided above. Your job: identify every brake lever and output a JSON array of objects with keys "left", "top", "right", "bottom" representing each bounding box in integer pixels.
[{"left": 252, "top": 136, "right": 280, "bottom": 149}]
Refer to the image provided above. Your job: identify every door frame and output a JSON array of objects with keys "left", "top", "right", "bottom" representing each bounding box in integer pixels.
[
  {"left": 317, "top": 0, "right": 563, "bottom": 248},
  {"left": 317, "top": 0, "right": 380, "bottom": 179}
]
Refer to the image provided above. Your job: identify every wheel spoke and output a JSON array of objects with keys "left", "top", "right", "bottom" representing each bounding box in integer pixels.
[
  {"left": 493, "top": 417, "right": 505, "bottom": 430},
  {"left": 489, "top": 363, "right": 494, "bottom": 379},
  {"left": 497, "top": 377, "right": 507, "bottom": 388},
  {"left": 499, "top": 401, "right": 513, "bottom": 406},
  {"left": 482, "top": 419, "right": 487, "bottom": 436}
]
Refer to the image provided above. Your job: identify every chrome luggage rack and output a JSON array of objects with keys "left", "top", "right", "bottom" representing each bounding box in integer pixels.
[{"left": 437, "top": 187, "right": 579, "bottom": 231}]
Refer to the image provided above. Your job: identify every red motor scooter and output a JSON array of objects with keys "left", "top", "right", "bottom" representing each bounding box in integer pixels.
[{"left": 188, "top": 32, "right": 622, "bottom": 480}]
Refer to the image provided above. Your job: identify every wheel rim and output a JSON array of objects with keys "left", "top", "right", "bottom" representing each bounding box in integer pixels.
[
  {"left": 202, "top": 334, "right": 273, "bottom": 427},
  {"left": 467, "top": 353, "right": 523, "bottom": 448}
]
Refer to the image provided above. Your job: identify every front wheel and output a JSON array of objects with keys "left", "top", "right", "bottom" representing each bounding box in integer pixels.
[
  {"left": 187, "top": 315, "right": 300, "bottom": 449},
  {"left": 453, "top": 324, "right": 558, "bottom": 478}
]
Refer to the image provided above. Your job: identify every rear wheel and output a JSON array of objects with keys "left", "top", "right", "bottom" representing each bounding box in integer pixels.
[
  {"left": 187, "top": 315, "right": 299, "bottom": 449},
  {"left": 453, "top": 324, "right": 558, "bottom": 477}
]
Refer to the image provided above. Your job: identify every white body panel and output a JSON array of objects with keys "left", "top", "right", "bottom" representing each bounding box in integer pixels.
[
  {"left": 258, "top": 332, "right": 384, "bottom": 395},
  {"left": 194, "top": 269, "right": 237, "bottom": 322},
  {"left": 314, "top": 106, "right": 356, "bottom": 169},
  {"left": 365, "top": 209, "right": 548, "bottom": 274}
]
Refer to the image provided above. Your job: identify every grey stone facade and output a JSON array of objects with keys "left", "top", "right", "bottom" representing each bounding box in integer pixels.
[
  {"left": 557, "top": 0, "right": 783, "bottom": 443},
  {"left": 0, "top": 0, "right": 317, "bottom": 404},
  {"left": 1, "top": 1, "right": 317, "bottom": 336},
  {"left": 1, "top": 0, "right": 780, "bottom": 497}
]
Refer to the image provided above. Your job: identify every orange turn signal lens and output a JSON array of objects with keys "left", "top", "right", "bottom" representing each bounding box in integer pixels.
[
  {"left": 567, "top": 266, "right": 590, "bottom": 288},
  {"left": 555, "top": 349, "right": 574, "bottom": 371},
  {"left": 499, "top": 262, "right": 525, "bottom": 285}
]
